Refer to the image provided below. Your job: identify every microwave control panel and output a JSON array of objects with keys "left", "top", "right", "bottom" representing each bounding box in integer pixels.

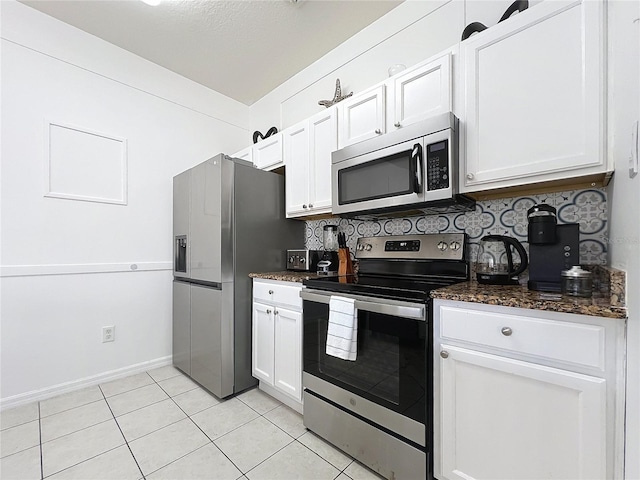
[{"left": 425, "top": 140, "right": 450, "bottom": 191}]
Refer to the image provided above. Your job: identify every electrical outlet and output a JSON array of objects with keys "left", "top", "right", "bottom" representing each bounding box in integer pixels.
[{"left": 102, "top": 326, "right": 115, "bottom": 343}]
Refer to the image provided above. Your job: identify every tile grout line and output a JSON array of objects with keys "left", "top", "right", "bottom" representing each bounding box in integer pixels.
[
  {"left": 99, "top": 384, "right": 147, "bottom": 480},
  {"left": 38, "top": 401, "right": 44, "bottom": 480},
  {"left": 150, "top": 373, "right": 248, "bottom": 476}
]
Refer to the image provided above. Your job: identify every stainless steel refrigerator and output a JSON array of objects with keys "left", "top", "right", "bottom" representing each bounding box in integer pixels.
[{"left": 173, "top": 154, "right": 303, "bottom": 398}]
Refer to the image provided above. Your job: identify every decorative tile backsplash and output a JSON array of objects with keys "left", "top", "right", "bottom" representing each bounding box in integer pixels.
[{"left": 305, "top": 188, "right": 608, "bottom": 265}]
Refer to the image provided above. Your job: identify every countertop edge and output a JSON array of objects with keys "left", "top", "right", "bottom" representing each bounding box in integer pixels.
[{"left": 431, "top": 284, "right": 627, "bottom": 320}]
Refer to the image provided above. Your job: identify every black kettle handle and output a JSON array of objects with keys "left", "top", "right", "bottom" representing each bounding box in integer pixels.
[
  {"left": 502, "top": 236, "right": 529, "bottom": 278},
  {"left": 498, "top": 0, "right": 529, "bottom": 23}
]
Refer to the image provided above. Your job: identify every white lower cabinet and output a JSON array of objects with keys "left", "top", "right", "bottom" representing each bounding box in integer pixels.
[
  {"left": 252, "top": 279, "right": 303, "bottom": 412},
  {"left": 433, "top": 300, "right": 626, "bottom": 480}
]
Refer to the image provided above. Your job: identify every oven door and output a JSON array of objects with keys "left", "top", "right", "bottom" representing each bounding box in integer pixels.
[
  {"left": 301, "top": 289, "right": 428, "bottom": 445},
  {"left": 331, "top": 138, "right": 425, "bottom": 215}
]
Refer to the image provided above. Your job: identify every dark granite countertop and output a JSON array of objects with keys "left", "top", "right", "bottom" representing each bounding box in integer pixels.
[
  {"left": 249, "top": 271, "right": 321, "bottom": 283},
  {"left": 431, "top": 281, "right": 627, "bottom": 319}
]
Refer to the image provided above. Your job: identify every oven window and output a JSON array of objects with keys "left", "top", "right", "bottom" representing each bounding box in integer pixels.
[
  {"left": 303, "top": 300, "right": 426, "bottom": 424},
  {"left": 338, "top": 151, "right": 415, "bottom": 205}
]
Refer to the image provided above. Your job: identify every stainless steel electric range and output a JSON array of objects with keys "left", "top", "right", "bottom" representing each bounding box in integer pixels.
[{"left": 301, "top": 233, "right": 469, "bottom": 480}]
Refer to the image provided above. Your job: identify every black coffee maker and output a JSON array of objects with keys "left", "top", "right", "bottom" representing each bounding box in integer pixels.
[{"left": 527, "top": 204, "right": 580, "bottom": 292}]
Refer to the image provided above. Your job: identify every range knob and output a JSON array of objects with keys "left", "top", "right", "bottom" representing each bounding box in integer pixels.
[
  {"left": 299, "top": 257, "right": 305, "bottom": 263},
  {"left": 357, "top": 244, "right": 364, "bottom": 251},
  {"left": 365, "top": 244, "right": 373, "bottom": 251},
  {"left": 437, "top": 241, "right": 448, "bottom": 251},
  {"left": 449, "top": 241, "right": 461, "bottom": 251},
  {"left": 288, "top": 256, "right": 295, "bottom": 263}
]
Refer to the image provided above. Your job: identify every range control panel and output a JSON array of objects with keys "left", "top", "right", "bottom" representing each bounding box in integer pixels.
[
  {"left": 356, "top": 233, "right": 466, "bottom": 260},
  {"left": 385, "top": 240, "right": 421, "bottom": 252},
  {"left": 425, "top": 139, "right": 450, "bottom": 191}
]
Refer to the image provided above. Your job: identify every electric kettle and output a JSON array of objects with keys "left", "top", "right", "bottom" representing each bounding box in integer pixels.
[{"left": 475, "top": 235, "right": 528, "bottom": 285}]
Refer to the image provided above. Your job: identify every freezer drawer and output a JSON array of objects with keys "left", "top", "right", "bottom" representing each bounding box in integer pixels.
[
  {"left": 190, "top": 284, "right": 232, "bottom": 397},
  {"left": 172, "top": 281, "right": 191, "bottom": 375}
]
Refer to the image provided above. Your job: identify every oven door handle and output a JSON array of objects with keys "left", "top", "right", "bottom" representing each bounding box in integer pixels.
[{"left": 300, "top": 289, "right": 425, "bottom": 321}]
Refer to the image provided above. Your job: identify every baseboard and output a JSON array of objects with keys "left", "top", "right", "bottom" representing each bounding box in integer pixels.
[{"left": 0, "top": 355, "right": 172, "bottom": 411}]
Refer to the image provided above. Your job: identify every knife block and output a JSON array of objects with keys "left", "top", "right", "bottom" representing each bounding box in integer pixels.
[{"left": 338, "top": 248, "right": 354, "bottom": 276}]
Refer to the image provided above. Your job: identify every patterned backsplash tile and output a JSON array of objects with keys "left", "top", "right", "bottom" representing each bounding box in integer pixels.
[{"left": 305, "top": 188, "right": 608, "bottom": 265}]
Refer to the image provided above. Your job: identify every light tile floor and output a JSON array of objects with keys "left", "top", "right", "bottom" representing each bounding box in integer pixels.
[{"left": 0, "top": 366, "right": 385, "bottom": 480}]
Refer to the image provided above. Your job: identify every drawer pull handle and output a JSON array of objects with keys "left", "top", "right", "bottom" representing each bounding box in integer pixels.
[
  {"left": 501, "top": 327, "right": 513, "bottom": 336},
  {"left": 268, "top": 290, "right": 274, "bottom": 294},
  {"left": 440, "top": 350, "right": 449, "bottom": 359}
]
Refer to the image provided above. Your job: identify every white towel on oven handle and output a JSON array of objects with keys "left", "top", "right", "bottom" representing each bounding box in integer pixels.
[{"left": 326, "top": 295, "right": 357, "bottom": 361}]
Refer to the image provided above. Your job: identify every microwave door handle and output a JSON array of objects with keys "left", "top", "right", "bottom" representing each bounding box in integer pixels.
[{"left": 412, "top": 143, "right": 423, "bottom": 193}]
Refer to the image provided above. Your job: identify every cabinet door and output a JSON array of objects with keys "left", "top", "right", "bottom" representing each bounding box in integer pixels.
[
  {"left": 273, "top": 307, "right": 302, "bottom": 401},
  {"left": 338, "top": 85, "right": 386, "bottom": 148},
  {"left": 308, "top": 107, "right": 337, "bottom": 214},
  {"left": 391, "top": 53, "right": 451, "bottom": 130},
  {"left": 172, "top": 281, "right": 191, "bottom": 375},
  {"left": 253, "top": 133, "right": 283, "bottom": 170},
  {"left": 436, "top": 344, "right": 606, "bottom": 480},
  {"left": 284, "top": 121, "right": 310, "bottom": 217},
  {"left": 461, "top": 0, "right": 606, "bottom": 192},
  {"left": 252, "top": 302, "right": 274, "bottom": 385}
]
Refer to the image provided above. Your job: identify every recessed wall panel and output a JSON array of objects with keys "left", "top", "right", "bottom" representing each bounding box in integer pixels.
[{"left": 45, "top": 121, "right": 127, "bottom": 205}]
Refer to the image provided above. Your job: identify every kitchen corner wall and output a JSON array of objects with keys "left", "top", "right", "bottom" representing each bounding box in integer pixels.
[
  {"left": 305, "top": 187, "right": 608, "bottom": 266},
  {"left": 0, "top": 2, "right": 250, "bottom": 404}
]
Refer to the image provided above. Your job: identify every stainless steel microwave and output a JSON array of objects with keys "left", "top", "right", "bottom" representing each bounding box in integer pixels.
[{"left": 331, "top": 112, "right": 474, "bottom": 218}]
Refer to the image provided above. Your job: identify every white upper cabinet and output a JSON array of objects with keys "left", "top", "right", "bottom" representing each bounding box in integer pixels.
[
  {"left": 389, "top": 53, "right": 452, "bottom": 131},
  {"left": 253, "top": 132, "right": 283, "bottom": 170},
  {"left": 284, "top": 120, "right": 310, "bottom": 216},
  {"left": 338, "top": 85, "right": 386, "bottom": 149},
  {"left": 230, "top": 145, "right": 253, "bottom": 164},
  {"left": 285, "top": 107, "right": 337, "bottom": 218},
  {"left": 460, "top": 0, "right": 609, "bottom": 193}
]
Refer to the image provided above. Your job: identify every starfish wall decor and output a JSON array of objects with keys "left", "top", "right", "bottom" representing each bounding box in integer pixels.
[{"left": 318, "top": 79, "right": 353, "bottom": 108}]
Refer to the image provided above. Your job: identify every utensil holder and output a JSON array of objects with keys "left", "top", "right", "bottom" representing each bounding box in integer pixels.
[{"left": 338, "top": 248, "right": 353, "bottom": 276}]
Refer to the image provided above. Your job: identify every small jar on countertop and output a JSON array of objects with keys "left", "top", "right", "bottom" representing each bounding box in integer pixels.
[{"left": 561, "top": 266, "right": 593, "bottom": 298}]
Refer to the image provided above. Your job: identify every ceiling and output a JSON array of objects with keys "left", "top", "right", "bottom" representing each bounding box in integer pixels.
[{"left": 19, "top": 0, "right": 403, "bottom": 105}]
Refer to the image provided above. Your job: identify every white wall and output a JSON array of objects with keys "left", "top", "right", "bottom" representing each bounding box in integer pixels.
[
  {"left": 607, "top": 2, "right": 640, "bottom": 479},
  {"left": 0, "top": 1, "right": 250, "bottom": 405}
]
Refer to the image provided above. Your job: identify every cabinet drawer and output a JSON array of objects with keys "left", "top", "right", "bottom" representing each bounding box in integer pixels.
[
  {"left": 253, "top": 280, "right": 302, "bottom": 309},
  {"left": 439, "top": 306, "right": 606, "bottom": 369}
]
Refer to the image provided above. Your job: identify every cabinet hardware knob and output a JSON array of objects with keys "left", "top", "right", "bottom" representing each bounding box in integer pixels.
[
  {"left": 268, "top": 290, "right": 274, "bottom": 294},
  {"left": 308, "top": 204, "right": 313, "bottom": 208},
  {"left": 303, "top": 204, "right": 308, "bottom": 209},
  {"left": 274, "top": 310, "right": 279, "bottom": 315},
  {"left": 440, "top": 350, "right": 449, "bottom": 359},
  {"left": 266, "top": 309, "right": 271, "bottom": 314},
  {"left": 501, "top": 327, "right": 513, "bottom": 336},
  {"left": 394, "top": 122, "right": 401, "bottom": 128},
  {"left": 466, "top": 173, "right": 475, "bottom": 180},
  {"left": 375, "top": 129, "right": 382, "bottom": 134}
]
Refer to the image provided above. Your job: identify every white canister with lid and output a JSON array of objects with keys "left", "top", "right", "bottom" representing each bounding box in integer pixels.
[{"left": 561, "top": 266, "right": 593, "bottom": 298}]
